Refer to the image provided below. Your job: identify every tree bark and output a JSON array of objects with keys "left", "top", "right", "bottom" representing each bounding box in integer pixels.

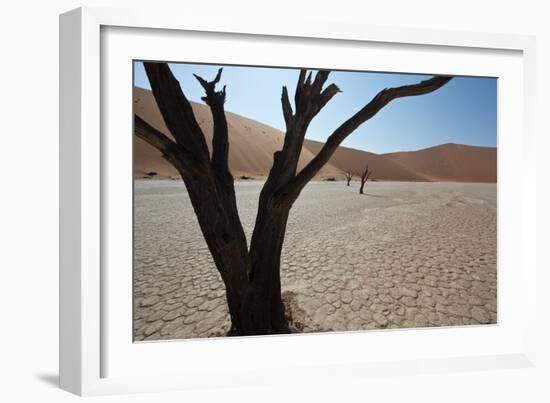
[
  {"left": 245, "top": 204, "right": 291, "bottom": 334},
  {"left": 136, "top": 63, "right": 452, "bottom": 336}
]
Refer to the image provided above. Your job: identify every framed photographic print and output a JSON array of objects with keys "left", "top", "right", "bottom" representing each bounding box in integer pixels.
[
  {"left": 132, "top": 61, "right": 495, "bottom": 341},
  {"left": 60, "top": 6, "right": 537, "bottom": 396}
]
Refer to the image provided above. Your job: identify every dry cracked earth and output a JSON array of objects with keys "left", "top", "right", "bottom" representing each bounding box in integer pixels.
[{"left": 133, "top": 180, "right": 497, "bottom": 341}]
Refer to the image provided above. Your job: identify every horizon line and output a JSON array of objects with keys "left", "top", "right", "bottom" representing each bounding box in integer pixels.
[{"left": 133, "top": 85, "right": 497, "bottom": 155}]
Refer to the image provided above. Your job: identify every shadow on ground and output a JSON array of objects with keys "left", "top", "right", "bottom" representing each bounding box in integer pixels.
[
  {"left": 35, "top": 373, "right": 59, "bottom": 388},
  {"left": 362, "top": 193, "right": 387, "bottom": 198}
]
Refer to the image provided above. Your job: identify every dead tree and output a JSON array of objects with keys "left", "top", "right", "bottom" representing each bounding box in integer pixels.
[
  {"left": 345, "top": 171, "right": 353, "bottom": 186},
  {"left": 359, "top": 165, "right": 373, "bottom": 194},
  {"left": 135, "top": 63, "right": 451, "bottom": 336}
]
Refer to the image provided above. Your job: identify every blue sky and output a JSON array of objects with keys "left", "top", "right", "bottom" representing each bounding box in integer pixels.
[{"left": 134, "top": 61, "right": 496, "bottom": 154}]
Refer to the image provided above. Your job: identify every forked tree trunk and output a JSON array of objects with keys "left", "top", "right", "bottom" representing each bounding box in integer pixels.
[
  {"left": 135, "top": 63, "right": 451, "bottom": 336},
  {"left": 359, "top": 164, "right": 373, "bottom": 194},
  {"left": 345, "top": 171, "right": 352, "bottom": 186}
]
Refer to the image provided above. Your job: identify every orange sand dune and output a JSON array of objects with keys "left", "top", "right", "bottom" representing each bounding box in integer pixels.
[
  {"left": 134, "top": 87, "right": 341, "bottom": 179},
  {"left": 134, "top": 87, "right": 496, "bottom": 183},
  {"left": 302, "top": 140, "right": 430, "bottom": 182},
  {"left": 383, "top": 144, "right": 497, "bottom": 183}
]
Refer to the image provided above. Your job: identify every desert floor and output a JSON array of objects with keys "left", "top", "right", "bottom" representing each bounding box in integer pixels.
[{"left": 133, "top": 180, "right": 496, "bottom": 341}]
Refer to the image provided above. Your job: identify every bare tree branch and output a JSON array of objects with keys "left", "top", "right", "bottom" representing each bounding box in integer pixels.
[
  {"left": 143, "top": 62, "right": 210, "bottom": 163},
  {"left": 134, "top": 114, "right": 184, "bottom": 164},
  {"left": 193, "top": 68, "right": 231, "bottom": 181},
  {"left": 359, "top": 164, "right": 373, "bottom": 194},
  {"left": 282, "top": 76, "right": 453, "bottom": 198},
  {"left": 311, "top": 70, "right": 330, "bottom": 94},
  {"left": 281, "top": 86, "right": 293, "bottom": 130},
  {"left": 193, "top": 68, "right": 225, "bottom": 104},
  {"left": 267, "top": 69, "right": 342, "bottom": 187},
  {"left": 318, "top": 83, "right": 341, "bottom": 110},
  {"left": 344, "top": 170, "right": 353, "bottom": 186},
  {"left": 293, "top": 70, "right": 341, "bottom": 123},
  {"left": 294, "top": 69, "right": 307, "bottom": 108}
]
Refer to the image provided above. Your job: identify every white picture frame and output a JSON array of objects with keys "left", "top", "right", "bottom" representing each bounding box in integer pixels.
[{"left": 59, "top": 6, "right": 537, "bottom": 396}]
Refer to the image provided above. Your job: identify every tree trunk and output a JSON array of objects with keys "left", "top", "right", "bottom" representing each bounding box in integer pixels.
[
  {"left": 180, "top": 173, "right": 290, "bottom": 336},
  {"left": 177, "top": 168, "right": 251, "bottom": 334},
  {"left": 243, "top": 196, "right": 292, "bottom": 335},
  {"left": 359, "top": 165, "right": 372, "bottom": 195}
]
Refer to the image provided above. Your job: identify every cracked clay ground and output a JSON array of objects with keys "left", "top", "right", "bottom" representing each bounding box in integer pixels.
[{"left": 133, "top": 180, "right": 496, "bottom": 341}]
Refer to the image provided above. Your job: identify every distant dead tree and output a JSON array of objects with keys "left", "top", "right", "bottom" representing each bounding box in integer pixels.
[
  {"left": 344, "top": 171, "right": 353, "bottom": 186},
  {"left": 135, "top": 63, "right": 451, "bottom": 336},
  {"left": 359, "top": 164, "right": 374, "bottom": 194}
]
